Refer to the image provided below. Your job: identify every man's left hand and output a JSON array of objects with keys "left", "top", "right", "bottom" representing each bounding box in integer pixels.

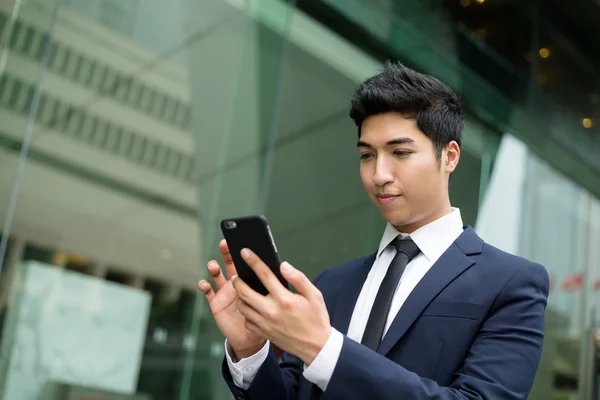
[{"left": 232, "top": 248, "right": 331, "bottom": 366}]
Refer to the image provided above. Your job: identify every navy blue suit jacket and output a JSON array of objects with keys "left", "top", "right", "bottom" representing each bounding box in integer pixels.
[{"left": 223, "top": 227, "right": 549, "bottom": 399}]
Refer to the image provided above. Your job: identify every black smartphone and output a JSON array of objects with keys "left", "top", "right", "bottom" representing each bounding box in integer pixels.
[{"left": 220, "top": 214, "right": 289, "bottom": 296}]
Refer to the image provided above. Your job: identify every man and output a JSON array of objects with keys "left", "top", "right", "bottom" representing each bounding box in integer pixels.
[{"left": 198, "top": 61, "right": 549, "bottom": 399}]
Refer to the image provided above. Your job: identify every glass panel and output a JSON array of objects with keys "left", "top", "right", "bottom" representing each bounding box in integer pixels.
[
  {"left": 0, "top": 0, "right": 243, "bottom": 399},
  {"left": 527, "top": 5, "right": 600, "bottom": 180},
  {"left": 515, "top": 148, "right": 600, "bottom": 400},
  {"left": 520, "top": 154, "right": 584, "bottom": 399},
  {"left": 0, "top": 0, "right": 298, "bottom": 399},
  {"left": 263, "top": 31, "right": 371, "bottom": 278},
  {"left": 0, "top": 0, "right": 62, "bottom": 397},
  {"left": 309, "top": 0, "right": 600, "bottom": 203},
  {"left": 182, "top": 0, "right": 294, "bottom": 397}
]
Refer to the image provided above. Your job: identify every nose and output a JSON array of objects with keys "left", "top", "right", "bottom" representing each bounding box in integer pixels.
[{"left": 372, "top": 156, "right": 394, "bottom": 187}]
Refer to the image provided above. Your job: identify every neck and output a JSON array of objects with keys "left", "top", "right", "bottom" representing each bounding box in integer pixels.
[{"left": 394, "top": 202, "right": 453, "bottom": 234}]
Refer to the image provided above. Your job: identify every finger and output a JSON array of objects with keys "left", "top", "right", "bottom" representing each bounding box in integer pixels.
[
  {"left": 238, "top": 299, "right": 264, "bottom": 327},
  {"left": 207, "top": 260, "right": 228, "bottom": 290},
  {"left": 232, "top": 275, "right": 268, "bottom": 311},
  {"left": 219, "top": 239, "right": 237, "bottom": 279},
  {"left": 240, "top": 248, "right": 286, "bottom": 298},
  {"left": 245, "top": 319, "right": 267, "bottom": 339},
  {"left": 198, "top": 280, "right": 215, "bottom": 302},
  {"left": 280, "top": 262, "right": 318, "bottom": 300}
]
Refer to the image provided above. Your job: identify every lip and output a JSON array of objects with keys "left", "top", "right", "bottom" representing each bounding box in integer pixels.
[{"left": 376, "top": 194, "right": 401, "bottom": 206}]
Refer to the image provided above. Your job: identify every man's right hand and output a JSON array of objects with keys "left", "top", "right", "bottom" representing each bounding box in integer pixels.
[{"left": 198, "top": 239, "right": 267, "bottom": 360}]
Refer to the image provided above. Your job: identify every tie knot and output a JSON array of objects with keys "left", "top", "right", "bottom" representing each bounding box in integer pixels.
[{"left": 393, "top": 237, "right": 421, "bottom": 262}]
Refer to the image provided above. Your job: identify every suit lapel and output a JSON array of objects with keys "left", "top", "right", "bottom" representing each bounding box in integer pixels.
[
  {"left": 330, "top": 254, "right": 375, "bottom": 335},
  {"left": 376, "top": 227, "right": 483, "bottom": 356}
]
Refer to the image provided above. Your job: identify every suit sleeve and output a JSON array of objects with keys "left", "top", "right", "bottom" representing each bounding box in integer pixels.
[
  {"left": 222, "top": 271, "right": 329, "bottom": 400},
  {"left": 324, "top": 262, "right": 549, "bottom": 400},
  {"left": 223, "top": 342, "right": 305, "bottom": 400}
]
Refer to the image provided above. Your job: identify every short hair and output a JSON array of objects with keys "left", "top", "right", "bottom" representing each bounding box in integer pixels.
[{"left": 349, "top": 61, "right": 464, "bottom": 158}]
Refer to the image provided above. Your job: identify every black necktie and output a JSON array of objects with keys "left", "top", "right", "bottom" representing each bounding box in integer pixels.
[{"left": 361, "top": 237, "right": 421, "bottom": 351}]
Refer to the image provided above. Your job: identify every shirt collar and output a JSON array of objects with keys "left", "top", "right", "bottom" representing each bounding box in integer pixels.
[{"left": 376, "top": 208, "right": 464, "bottom": 262}]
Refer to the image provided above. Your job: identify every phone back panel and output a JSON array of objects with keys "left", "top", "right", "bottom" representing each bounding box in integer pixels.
[{"left": 220, "top": 215, "right": 286, "bottom": 295}]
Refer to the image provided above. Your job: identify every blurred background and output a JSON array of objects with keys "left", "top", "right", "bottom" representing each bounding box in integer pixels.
[{"left": 0, "top": 0, "right": 599, "bottom": 399}]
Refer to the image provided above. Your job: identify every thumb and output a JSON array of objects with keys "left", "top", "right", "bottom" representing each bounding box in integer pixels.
[{"left": 280, "top": 262, "right": 314, "bottom": 298}]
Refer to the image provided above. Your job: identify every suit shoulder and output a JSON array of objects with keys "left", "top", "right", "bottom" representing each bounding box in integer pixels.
[{"left": 479, "top": 242, "right": 549, "bottom": 284}]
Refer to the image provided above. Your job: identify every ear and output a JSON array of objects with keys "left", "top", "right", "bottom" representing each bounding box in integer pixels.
[{"left": 444, "top": 141, "right": 460, "bottom": 174}]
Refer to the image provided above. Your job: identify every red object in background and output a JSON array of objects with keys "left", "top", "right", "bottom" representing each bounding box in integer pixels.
[
  {"left": 562, "top": 273, "right": 584, "bottom": 292},
  {"left": 594, "top": 279, "right": 600, "bottom": 290}
]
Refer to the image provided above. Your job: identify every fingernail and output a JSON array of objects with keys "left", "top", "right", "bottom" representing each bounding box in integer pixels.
[
  {"left": 231, "top": 275, "right": 237, "bottom": 282},
  {"left": 200, "top": 282, "right": 208, "bottom": 289},
  {"left": 282, "top": 262, "right": 293, "bottom": 274},
  {"left": 241, "top": 249, "right": 250, "bottom": 259}
]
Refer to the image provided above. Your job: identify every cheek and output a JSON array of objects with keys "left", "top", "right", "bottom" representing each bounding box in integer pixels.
[
  {"left": 359, "top": 165, "right": 372, "bottom": 189},
  {"left": 403, "top": 158, "right": 441, "bottom": 197}
]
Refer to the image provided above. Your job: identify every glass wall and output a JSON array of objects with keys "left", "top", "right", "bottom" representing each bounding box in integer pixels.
[
  {"left": 300, "top": 0, "right": 600, "bottom": 200},
  {"left": 0, "top": 0, "right": 598, "bottom": 399},
  {"left": 475, "top": 132, "right": 600, "bottom": 399},
  {"left": 0, "top": 0, "right": 202, "bottom": 398},
  {"left": 519, "top": 153, "right": 600, "bottom": 400}
]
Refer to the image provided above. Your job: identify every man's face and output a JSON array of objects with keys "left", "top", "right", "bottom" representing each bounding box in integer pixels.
[{"left": 358, "top": 113, "right": 459, "bottom": 233}]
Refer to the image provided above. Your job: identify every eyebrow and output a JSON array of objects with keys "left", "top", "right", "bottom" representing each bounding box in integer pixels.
[{"left": 357, "top": 137, "right": 415, "bottom": 148}]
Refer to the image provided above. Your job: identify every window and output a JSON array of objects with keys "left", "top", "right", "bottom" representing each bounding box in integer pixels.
[
  {"left": 129, "top": 80, "right": 143, "bottom": 108},
  {"left": 93, "top": 119, "right": 109, "bottom": 147},
  {"left": 92, "top": 64, "right": 107, "bottom": 92},
  {"left": 105, "top": 124, "right": 123, "bottom": 153},
  {"left": 115, "top": 74, "right": 132, "bottom": 103},
  {"left": 48, "top": 42, "right": 62, "bottom": 72},
  {"left": 79, "top": 58, "right": 94, "bottom": 86},
  {"left": 7, "top": 79, "right": 22, "bottom": 111},
  {"left": 36, "top": 33, "right": 51, "bottom": 61},
  {"left": 142, "top": 140, "right": 158, "bottom": 166},
  {"left": 65, "top": 106, "right": 84, "bottom": 137},
  {"left": 0, "top": 75, "right": 14, "bottom": 106},
  {"left": 8, "top": 20, "right": 23, "bottom": 51},
  {"left": 70, "top": 54, "right": 83, "bottom": 82},
  {"left": 58, "top": 47, "right": 72, "bottom": 76},
  {"left": 79, "top": 113, "right": 96, "bottom": 142},
  {"left": 117, "top": 130, "right": 133, "bottom": 157},
  {"left": 153, "top": 93, "right": 166, "bottom": 119},
  {"left": 21, "top": 26, "right": 36, "bottom": 56},
  {"left": 102, "top": 68, "right": 118, "bottom": 96},
  {"left": 35, "top": 94, "right": 52, "bottom": 125},
  {"left": 130, "top": 136, "right": 147, "bottom": 162}
]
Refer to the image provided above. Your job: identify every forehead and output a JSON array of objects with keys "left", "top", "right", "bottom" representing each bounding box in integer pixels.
[{"left": 360, "top": 113, "right": 427, "bottom": 144}]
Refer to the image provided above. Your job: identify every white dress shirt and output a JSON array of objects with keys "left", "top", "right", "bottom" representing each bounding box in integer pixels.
[{"left": 225, "top": 208, "right": 464, "bottom": 391}]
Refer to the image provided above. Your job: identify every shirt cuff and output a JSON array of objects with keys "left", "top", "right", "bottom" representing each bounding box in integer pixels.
[
  {"left": 302, "top": 328, "right": 344, "bottom": 392},
  {"left": 224, "top": 339, "right": 270, "bottom": 390}
]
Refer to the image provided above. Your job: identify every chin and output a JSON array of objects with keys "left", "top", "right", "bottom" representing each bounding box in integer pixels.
[{"left": 379, "top": 209, "right": 412, "bottom": 227}]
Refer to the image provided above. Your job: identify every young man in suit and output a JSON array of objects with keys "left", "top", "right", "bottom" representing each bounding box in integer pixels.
[{"left": 198, "top": 61, "right": 549, "bottom": 399}]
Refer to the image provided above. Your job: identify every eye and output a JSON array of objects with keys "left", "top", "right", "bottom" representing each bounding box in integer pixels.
[
  {"left": 360, "top": 153, "right": 373, "bottom": 161},
  {"left": 393, "top": 150, "right": 412, "bottom": 157}
]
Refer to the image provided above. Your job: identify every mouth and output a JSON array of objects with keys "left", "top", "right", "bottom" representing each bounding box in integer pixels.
[{"left": 376, "top": 194, "right": 401, "bottom": 206}]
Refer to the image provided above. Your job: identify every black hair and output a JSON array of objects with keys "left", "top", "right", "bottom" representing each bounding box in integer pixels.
[{"left": 349, "top": 61, "right": 464, "bottom": 159}]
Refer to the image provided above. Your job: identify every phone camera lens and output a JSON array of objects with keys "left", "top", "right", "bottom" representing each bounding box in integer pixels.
[{"left": 224, "top": 221, "right": 237, "bottom": 229}]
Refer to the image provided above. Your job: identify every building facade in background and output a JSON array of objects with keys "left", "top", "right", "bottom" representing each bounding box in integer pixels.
[{"left": 0, "top": 0, "right": 599, "bottom": 399}]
